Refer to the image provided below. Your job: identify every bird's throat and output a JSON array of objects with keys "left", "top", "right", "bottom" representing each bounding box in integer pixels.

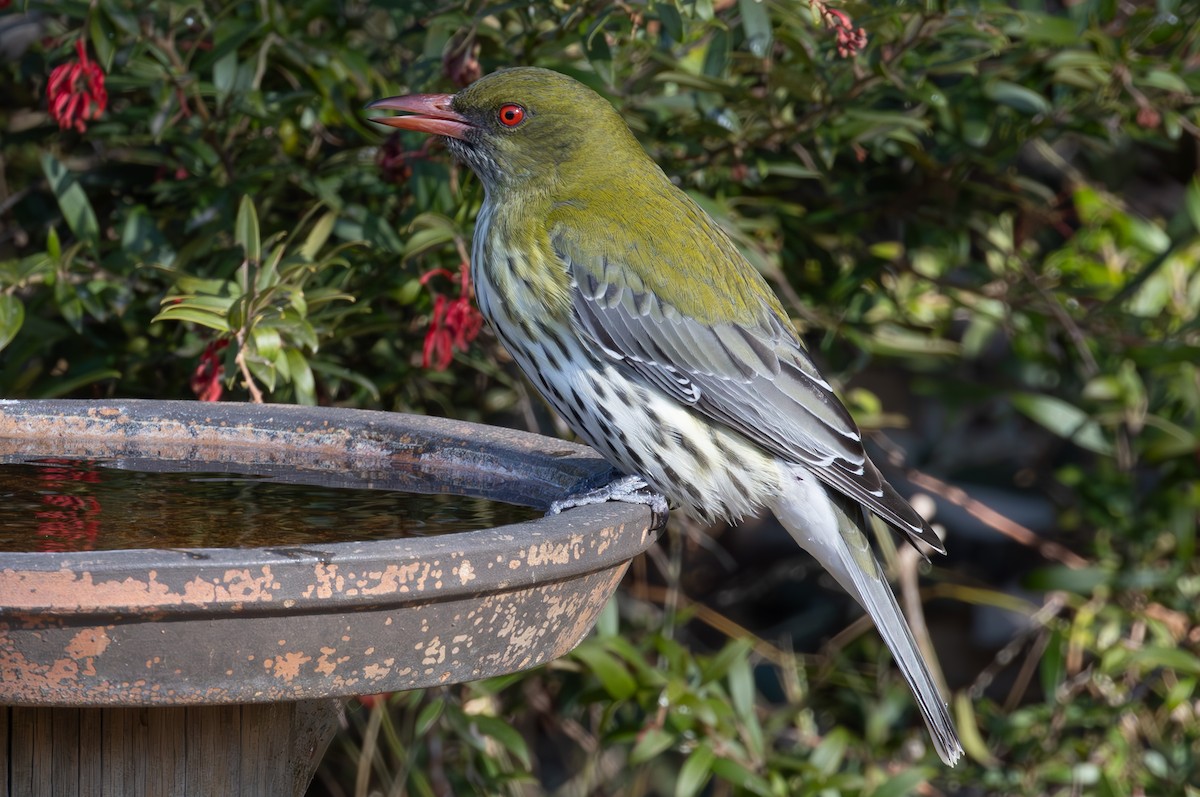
[{"left": 471, "top": 199, "right": 574, "bottom": 335}]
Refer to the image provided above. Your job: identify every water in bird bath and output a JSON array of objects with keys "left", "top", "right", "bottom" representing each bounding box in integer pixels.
[{"left": 0, "top": 457, "right": 541, "bottom": 552}]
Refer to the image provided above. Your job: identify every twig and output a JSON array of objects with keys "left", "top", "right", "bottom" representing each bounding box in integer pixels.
[
  {"left": 356, "top": 702, "right": 384, "bottom": 797},
  {"left": 898, "top": 542, "right": 951, "bottom": 697},
  {"left": 623, "top": 582, "right": 798, "bottom": 670},
  {"left": 968, "top": 592, "right": 1067, "bottom": 699},
  {"left": 1004, "top": 627, "right": 1050, "bottom": 712},
  {"left": 0, "top": 187, "right": 30, "bottom": 217},
  {"left": 905, "top": 468, "right": 1090, "bottom": 569},
  {"left": 1019, "top": 260, "right": 1100, "bottom": 378},
  {"left": 233, "top": 328, "right": 265, "bottom": 403}
]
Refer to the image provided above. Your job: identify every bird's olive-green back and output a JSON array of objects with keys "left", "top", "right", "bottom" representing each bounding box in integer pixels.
[{"left": 451, "top": 67, "right": 788, "bottom": 329}]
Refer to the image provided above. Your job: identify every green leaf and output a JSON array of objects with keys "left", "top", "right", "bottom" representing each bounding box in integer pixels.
[
  {"left": 656, "top": 3, "right": 684, "bottom": 42},
  {"left": 247, "top": 356, "right": 277, "bottom": 393},
  {"left": 161, "top": 295, "right": 237, "bottom": 312},
  {"left": 810, "top": 727, "right": 849, "bottom": 775},
  {"left": 954, "top": 691, "right": 997, "bottom": 767},
  {"left": 40, "top": 154, "right": 100, "bottom": 247},
  {"left": 739, "top": 0, "right": 773, "bottom": 58},
  {"left": 701, "top": 637, "right": 753, "bottom": 682},
  {"left": 88, "top": 15, "right": 116, "bottom": 71},
  {"left": 309, "top": 361, "right": 380, "bottom": 402},
  {"left": 252, "top": 326, "right": 282, "bottom": 362},
  {"left": 1185, "top": 177, "right": 1200, "bottom": 235},
  {"left": 236, "top": 195, "right": 261, "bottom": 264},
  {"left": 762, "top": 162, "right": 820, "bottom": 180},
  {"left": 46, "top": 227, "right": 61, "bottom": 260},
  {"left": 1007, "top": 13, "right": 1081, "bottom": 45},
  {"left": 300, "top": 211, "right": 337, "bottom": 261},
  {"left": 630, "top": 727, "right": 676, "bottom": 763},
  {"left": 288, "top": 289, "right": 308, "bottom": 318},
  {"left": 53, "top": 275, "right": 83, "bottom": 333},
  {"left": 36, "top": 368, "right": 122, "bottom": 399},
  {"left": 595, "top": 596, "right": 619, "bottom": 637},
  {"left": 1045, "top": 50, "right": 1108, "bottom": 71},
  {"left": 1141, "top": 69, "right": 1189, "bottom": 94},
  {"left": 1011, "top": 392, "right": 1114, "bottom": 455},
  {"left": 583, "top": 10, "right": 615, "bottom": 86},
  {"left": 151, "top": 305, "right": 233, "bottom": 332},
  {"left": 403, "top": 214, "right": 459, "bottom": 259},
  {"left": 728, "top": 652, "right": 754, "bottom": 719},
  {"left": 983, "top": 80, "right": 1052, "bottom": 115},
  {"left": 286, "top": 319, "right": 319, "bottom": 352},
  {"left": 469, "top": 714, "right": 532, "bottom": 769},
  {"left": 0, "top": 295, "right": 25, "bottom": 352},
  {"left": 702, "top": 27, "right": 731, "bottom": 79},
  {"left": 597, "top": 636, "right": 664, "bottom": 685},
  {"left": 1040, "top": 628, "right": 1066, "bottom": 700},
  {"left": 868, "top": 766, "right": 934, "bottom": 797},
  {"left": 414, "top": 699, "right": 443, "bottom": 736},
  {"left": 573, "top": 642, "right": 637, "bottom": 700},
  {"left": 1123, "top": 646, "right": 1200, "bottom": 676},
  {"left": 176, "top": 275, "right": 240, "bottom": 296},
  {"left": 676, "top": 742, "right": 715, "bottom": 797},
  {"left": 192, "top": 20, "right": 262, "bottom": 73},
  {"left": 653, "top": 70, "right": 734, "bottom": 92},
  {"left": 708, "top": 757, "right": 773, "bottom": 797},
  {"left": 869, "top": 241, "right": 904, "bottom": 260},
  {"left": 255, "top": 245, "right": 287, "bottom": 292},
  {"left": 285, "top": 349, "right": 316, "bottom": 405},
  {"left": 1098, "top": 771, "right": 1131, "bottom": 797},
  {"left": 213, "top": 49, "right": 238, "bottom": 107},
  {"left": 274, "top": 347, "right": 291, "bottom": 382}
]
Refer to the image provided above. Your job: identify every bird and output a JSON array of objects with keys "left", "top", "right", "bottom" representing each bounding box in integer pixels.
[{"left": 368, "top": 67, "right": 963, "bottom": 766}]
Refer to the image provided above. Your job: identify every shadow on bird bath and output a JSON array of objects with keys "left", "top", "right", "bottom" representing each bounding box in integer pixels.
[{"left": 0, "top": 400, "right": 661, "bottom": 796}]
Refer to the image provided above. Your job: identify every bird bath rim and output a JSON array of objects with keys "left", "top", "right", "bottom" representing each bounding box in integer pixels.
[{"left": 0, "top": 399, "right": 660, "bottom": 706}]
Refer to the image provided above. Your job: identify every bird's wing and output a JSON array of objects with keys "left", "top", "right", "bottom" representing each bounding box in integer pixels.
[{"left": 552, "top": 230, "right": 943, "bottom": 553}]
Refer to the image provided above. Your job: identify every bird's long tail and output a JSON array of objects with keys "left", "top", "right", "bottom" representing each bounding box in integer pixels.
[{"left": 771, "top": 466, "right": 963, "bottom": 766}]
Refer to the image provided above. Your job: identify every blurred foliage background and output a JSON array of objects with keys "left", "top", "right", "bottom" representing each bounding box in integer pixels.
[{"left": 2, "top": 0, "right": 1199, "bottom": 794}]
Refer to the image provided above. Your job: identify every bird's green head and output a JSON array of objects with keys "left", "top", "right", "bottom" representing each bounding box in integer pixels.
[{"left": 368, "top": 67, "right": 644, "bottom": 193}]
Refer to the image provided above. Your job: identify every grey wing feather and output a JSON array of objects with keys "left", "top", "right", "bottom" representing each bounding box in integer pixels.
[{"left": 559, "top": 240, "right": 943, "bottom": 554}]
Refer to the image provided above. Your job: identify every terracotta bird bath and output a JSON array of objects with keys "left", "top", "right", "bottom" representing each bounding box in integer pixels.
[{"left": 0, "top": 400, "right": 660, "bottom": 796}]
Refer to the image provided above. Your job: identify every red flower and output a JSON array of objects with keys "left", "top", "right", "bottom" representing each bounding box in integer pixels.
[
  {"left": 420, "top": 262, "right": 483, "bottom": 370},
  {"left": 812, "top": 2, "right": 868, "bottom": 58},
  {"left": 47, "top": 38, "right": 108, "bottom": 132},
  {"left": 191, "top": 339, "right": 229, "bottom": 401}
]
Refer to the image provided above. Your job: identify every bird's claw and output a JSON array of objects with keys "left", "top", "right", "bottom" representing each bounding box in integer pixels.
[{"left": 549, "top": 473, "right": 669, "bottom": 529}]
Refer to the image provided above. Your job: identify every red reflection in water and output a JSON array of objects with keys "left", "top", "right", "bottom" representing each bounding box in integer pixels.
[{"left": 33, "top": 459, "right": 103, "bottom": 552}]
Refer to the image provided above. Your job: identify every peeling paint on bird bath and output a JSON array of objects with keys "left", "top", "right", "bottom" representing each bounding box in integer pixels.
[{"left": 0, "top": 400, "right": 660, "bottom": 796}]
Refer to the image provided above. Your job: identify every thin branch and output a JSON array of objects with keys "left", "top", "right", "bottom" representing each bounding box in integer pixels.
[
  {"left": 906, "top": 468, "right": 1090, "bottom": 569},
  {"left": 234, "top": 328, "right": 265, "bottom": 403},
  {"left": 623, "top": 582, "right": 798, "bottom": 670},
  {"left": 898, "top": 542, "right": 952, "bottom": 698}
]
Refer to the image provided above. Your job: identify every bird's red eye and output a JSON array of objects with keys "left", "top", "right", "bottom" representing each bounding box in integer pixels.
[{"left": 498, "top": 104, "right": 525, "bottom": 127}]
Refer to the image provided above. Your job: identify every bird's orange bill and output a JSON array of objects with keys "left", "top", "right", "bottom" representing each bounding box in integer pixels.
[{"left": 366, "top": 94, "right": 470, "bottom": 140}]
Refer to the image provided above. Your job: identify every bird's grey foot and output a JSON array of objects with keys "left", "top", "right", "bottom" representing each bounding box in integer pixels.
[{"left": 549, "top": 473, "right": 669, "bottom": 529}]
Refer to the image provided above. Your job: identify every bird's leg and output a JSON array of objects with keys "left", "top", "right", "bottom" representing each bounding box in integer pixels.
[{"left": 549, "top": 471, "right": 670, "bottom": 529}]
